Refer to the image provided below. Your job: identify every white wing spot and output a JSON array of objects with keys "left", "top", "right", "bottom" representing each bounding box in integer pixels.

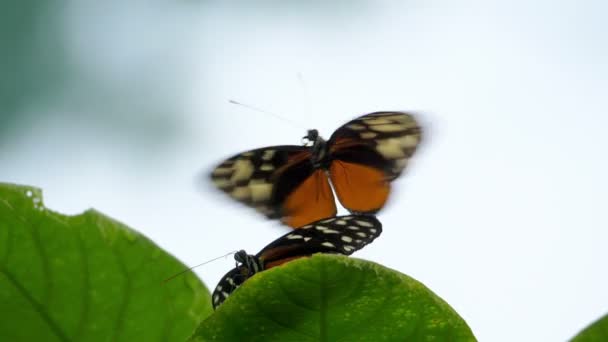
[
  {"left": 304, "top": 237, "right": 312, "bottom": 242},
  {"left": 360, "top": 131, "right": 378, "bottom": 139},
  {"left": 343, "top": 245, "right": 355, "bottom": 252},
  {"left": 402, "top": 134, "right": 421, "bottom": 148},
  {"left": 212, "top": 167, "right": 232, "bottom": 176},
  {"left": 230, "top": 159, "right": 254, "bottom": 182},
  {"left": 389, "top": 114, "right": 419, "bottom": 127},
  {"left": 356, "top": 232, "right": 368, "bottom": 238},
  {"left": 321, "top": 229, "right": 340, "bottom": 234},
  {"left": 341, "top": 236, "right": 354, "bottom": 243},
  {"left": 322, "top": 242, "right": 336, "bottom": 248},
  {"left": 260, "top": 164, "right": 274, "bottom": 171},
  {"left": 355, "top": 220, "right": 374, "bottom": 227},
  {"left": 321, "top": 218, "right": 336, "bottom": 223},
  {"left": 362, "top": 117, "right": 393, "bottom": 125},
  {"left": 262, "top": 149, "right": 276, "bottom": 160},
  {"left": 347, "top": 225, "right": 360, "bottom": 230},
  {"left": 250, "top": 183, "right": 272, "bottom": 202},
  {"left": 376, "top": 138, "right": 406, "bottom": 159},
  {"left": 213, "top": 178, "right": 231, "bottom": 189},
  {"left": 370, "top": 123, "right": 407, "bottom": 133},
  {"left": 381, "top": 113, "right": 411, "bottom": 121},
  {"left": 335, "top": 220, "right": 347, "bottom": 225},
  {"left": 287, "top": 234, "right": 303, "bottom": 240},
  {"left": 231, "top": 187, "right": 250, "bottom": 199},
  {"left": 347, "top": 123, "right": 366, "bottom": 130},
  {"left": 316, "top": 225, "right": 340, "bottom": 234},
  {"left": 370, "top": 228, "right": 377, "bottom": 233}
]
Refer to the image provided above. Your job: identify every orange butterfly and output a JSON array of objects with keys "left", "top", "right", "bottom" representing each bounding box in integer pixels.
[{"left": 210, "top": 111, "right": 422, "bottom": 227}]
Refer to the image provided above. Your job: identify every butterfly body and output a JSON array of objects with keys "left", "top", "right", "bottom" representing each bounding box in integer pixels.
[
  {"left": 211, "top": 214, "right": 383, "bottom": 309},
  {"left": 211, "top": 111, "right": 422, "bottom": 227}
]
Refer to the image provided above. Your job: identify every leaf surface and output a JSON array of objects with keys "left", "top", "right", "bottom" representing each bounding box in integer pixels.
[
  {"left": 0, "top": 183, "right": 212, "bottom": 341},
  {"left": 193, "top": 254, "right": 475, "bottom": 341},
  {"left": 571, "top": 313, "right": 608, "bottom": 342}
]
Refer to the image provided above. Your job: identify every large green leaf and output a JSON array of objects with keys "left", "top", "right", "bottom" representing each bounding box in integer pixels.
[
  {"left": 571, "top": 313, "right": 608, "bottom": 342},
  {"left": 192, "top": 254, "right": 475, "bottom": 341},
  {"left": 0, "top": 183, "right": 212, "bottom": 341}
]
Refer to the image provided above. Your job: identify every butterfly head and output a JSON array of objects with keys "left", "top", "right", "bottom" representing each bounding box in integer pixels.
[
  {"left": 302, "top": 129, "right": 329, "bottom": 167},
  {"left": 234, "top": 249, "right": 263, "bottom": 276},
  {"left": 302, "top": 129, "right": 319, "bottom": 146}
]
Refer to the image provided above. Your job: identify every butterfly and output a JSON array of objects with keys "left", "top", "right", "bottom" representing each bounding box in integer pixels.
[
  {"left": 211, "top": 214, "right": 382, "bottom": 309},
  {"left": 210, "top": 111, "right": 422, "bottom": 228}
]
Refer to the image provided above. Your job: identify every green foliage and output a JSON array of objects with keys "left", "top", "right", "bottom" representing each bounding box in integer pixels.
[
  {"left": 192, "top": 254, "right": 476, "bottom": 341},
  {"left": 0, "top": 183, "right": 212, "bottom": 341},
  {"left": 571, "top": 313, "right": 608, "bottom": 342},
  {"left": 0, "top": 182, "right": 476, "bottom": 340}
]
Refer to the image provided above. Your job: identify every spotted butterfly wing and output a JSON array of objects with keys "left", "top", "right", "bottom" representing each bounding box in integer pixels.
[
  {"left": 326, "top": 112, "right": 422, "bottom": 214},
  {"left": 211, "top": 214, "right": 382, "bottom": 309},
  {"left": 210, "top": 145, "right": 336, "bottom": 226},
  {"left": 210, "top": 111, "right": 422, "bottom": 228}
]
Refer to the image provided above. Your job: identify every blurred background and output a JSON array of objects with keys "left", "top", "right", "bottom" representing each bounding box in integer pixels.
[{"left": 1, "top": 1, "right": 607, "bottom": 340}]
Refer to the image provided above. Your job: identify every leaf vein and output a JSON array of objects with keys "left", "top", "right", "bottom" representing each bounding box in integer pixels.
[
  {"left": 253, "top": 291, "right": 317, "bottom": 340},
  {"left": 1, "top": 269, "right": 70, "bottom": 342},
  {"left": 111, "top": 247, "right": 132, "bottom": 341}
]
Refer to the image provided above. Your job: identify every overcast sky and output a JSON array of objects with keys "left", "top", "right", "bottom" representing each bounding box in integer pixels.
[{"left": 2, "top": 1, "right": 607, "bottom": 341}]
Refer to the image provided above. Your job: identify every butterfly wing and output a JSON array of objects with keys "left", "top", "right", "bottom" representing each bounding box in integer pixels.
[
  {"left": 211, "top": 214, "right": 382, "bottom": 309},
  {"left": 327, "top": 112, "right": 423, "bottom": 213},
  {"left": 211, "top": 266, "right": 250, "bottom": 309},
  {"left": 210, "top": 145, "right": 336, "bottom": 227},
  {"left": 257, "top": 214, "right": 382, "bottom": 268}
]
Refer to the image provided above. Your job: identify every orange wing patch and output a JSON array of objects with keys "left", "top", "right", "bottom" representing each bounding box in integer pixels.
[
  {"left": 263, "top": 255, "right": 306, "bottom": 269},
  {"left": 329, "top": 160, "right": 390, "bottom": 213},
  {"left": 282, "top": 169, "right": 336, "bottom": 228}
]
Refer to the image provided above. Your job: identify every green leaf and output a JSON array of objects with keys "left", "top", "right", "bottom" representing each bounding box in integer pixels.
[
  {"left": 571, "top": 313, "right": 608, "bottom": 342},
  {"left": 0, "top": 183, "right": 212, "bottom": 341},
  {"left": 192, "top": 254, "right": 475, "bottom": 341}
]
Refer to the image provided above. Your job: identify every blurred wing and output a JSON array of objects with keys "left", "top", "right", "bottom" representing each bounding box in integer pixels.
[
  {"left": 211, "top": 266, "right": 249, "bottom": 309},
  {"left": 210, "top": 145, "right": 310, "bottom": 219},
  {"left": 257, "top": 214, "right": 382, "bottom": 268},
  {"left": 327, "top": 112, "right": 422, "bottom": 213},
  {"left": 275, "top": 168, "right": 336, "bottom": 228},
  {"left": 210, "top": 145, "right": 336, "bottom": 228}
]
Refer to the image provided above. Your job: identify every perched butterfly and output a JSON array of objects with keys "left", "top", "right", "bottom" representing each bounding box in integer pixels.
[
  {"left": 211, "top": 214, "right": 382, "bottom": 309},
  {"left": 210, "top": 111, "right": 422, "bottom": 227}
]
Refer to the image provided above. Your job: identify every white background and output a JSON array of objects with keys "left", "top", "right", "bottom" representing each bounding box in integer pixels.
[{"left": 1, "top": 1, "right": 607, "bottom": 341}]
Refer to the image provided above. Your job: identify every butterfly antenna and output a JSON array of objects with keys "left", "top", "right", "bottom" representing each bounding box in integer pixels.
[
  {"left": 162, "top": 250, "right": 238, "bottom": 284},
  {"left": 228, "top": 99, "right": 305, "bottom": 130}
]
